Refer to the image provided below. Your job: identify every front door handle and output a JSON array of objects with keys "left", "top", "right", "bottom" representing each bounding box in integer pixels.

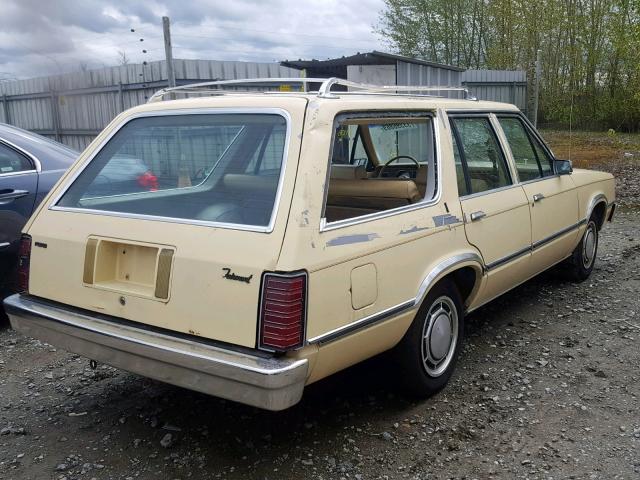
[
  {"left": 0, "top": 189, "right": 29, "bottom": 204},
  {"left": 470, "top": 211, "right": 486, "bottom": 222},
  {"left": 532, "top": 193, "right": 545, "bottom": 202}
]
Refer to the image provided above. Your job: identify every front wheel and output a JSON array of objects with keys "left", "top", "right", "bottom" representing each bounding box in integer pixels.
[
  {"left": 395, "top": 279, "right": 464, "bottom": 397},
  {"left": 566, "top": 218, "right": 599, "bottom": 281}
]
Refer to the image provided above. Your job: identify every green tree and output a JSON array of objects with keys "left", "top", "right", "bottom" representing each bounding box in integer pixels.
[{"left": 377, "top": 0, "right": 640, "bottom": 130}]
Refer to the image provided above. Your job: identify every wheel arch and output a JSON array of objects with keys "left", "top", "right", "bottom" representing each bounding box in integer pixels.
[
  {"left": 586, "top": 193, "right": 608, "bottom": 230},
  {"left": 415, "top": 252, "right": 484, "bottom": 311}
]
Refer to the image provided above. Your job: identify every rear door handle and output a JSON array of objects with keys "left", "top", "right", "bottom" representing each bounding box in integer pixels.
[
  {"left": 532, "top": 193, "right": 545, "bottom": 202},
  {"left": 0, "top": 189, "right": 29, "bottom": 204},
  {"left": 470, "top": 211, "right": 486, "bottom": 222}
]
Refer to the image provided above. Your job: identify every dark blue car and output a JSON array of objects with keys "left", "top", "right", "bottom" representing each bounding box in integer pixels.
[{"left": 0, "top": 124, "right": 77, "bottom": 301}]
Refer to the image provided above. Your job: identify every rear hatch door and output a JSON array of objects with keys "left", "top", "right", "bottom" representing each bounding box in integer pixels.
[{"left": 26, "top": 98, "right": 306, "bottom": 348}]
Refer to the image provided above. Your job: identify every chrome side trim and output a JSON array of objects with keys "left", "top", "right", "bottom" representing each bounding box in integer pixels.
[
  {"left": 307, "top": 299, "right": 415, "bottom": 344},
  {"left": 467, "top": 251, "right": 574, "bottom": 314},
  {"left": 415, "top": 252, "right": 484, "bottom": 304},
  {"left": 485, "top": 245, "right": 531, "bottom": 270},
  {"left": 47, "top": 108, "right": 294, "bottom": 234},
  {"left": 484, "top": 218, "right": 587, "bottom": 272},
  {"left": 532, "top": 219, "right": 586, "bottom": 250},
  {"left": 0, "top": 137, "right": 42, "bottom": 173},
  {"left": 4, "top": 294, "right": 308, "bottom": 411},
  {"left": 459, "top": 183, "right": 521, "bottom": 201},
  {"left": 586, "top": 193, "right": 607, "bottom": 224}
]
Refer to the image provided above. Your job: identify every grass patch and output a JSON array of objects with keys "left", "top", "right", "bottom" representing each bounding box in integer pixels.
[{"left": 540, "top": 129, "right": 640, "bottom": 169}]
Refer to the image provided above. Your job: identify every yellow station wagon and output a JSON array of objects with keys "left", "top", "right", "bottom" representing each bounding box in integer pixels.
[{"left": 4, "top": 78, "right": 616, "bottom": 410}]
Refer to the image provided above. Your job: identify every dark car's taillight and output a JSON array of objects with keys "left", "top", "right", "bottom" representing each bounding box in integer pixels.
[
  {"left": 16, "top": 234, "right": 32, "bottom": 293},
  {"left": 259, "top": 272, "right": 307, "bottom": 352},
  {"left": 137, "top": 171, "right": 159, "bottom": 191}
]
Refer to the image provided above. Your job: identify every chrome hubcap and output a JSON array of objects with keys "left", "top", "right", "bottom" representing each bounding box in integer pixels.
[
  {"left": 421, "top": 296, "right": 458, "bottom": 377},
  {"left": 582, "top": 222, "right": 597, "bottom": 269}
]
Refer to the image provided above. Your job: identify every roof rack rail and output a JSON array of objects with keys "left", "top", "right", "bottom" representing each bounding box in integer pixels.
[{"left": 147, "top": 77, "right": 477, "bottom": 103}]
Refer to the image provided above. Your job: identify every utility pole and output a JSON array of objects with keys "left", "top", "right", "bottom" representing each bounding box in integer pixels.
[
  {"left": 533, "top": 49, "right": 541, "bottom": 127},
  {"left": 163, "top": 16, "right": 176, "bottom": 88}
]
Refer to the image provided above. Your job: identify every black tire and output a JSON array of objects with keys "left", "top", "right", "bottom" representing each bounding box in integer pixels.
[
  {"left": 395, "top": 279, "right": 464, "bottom": 397},
  {"left": 566, "top": 217, "right": 599, "bottom": 282}
]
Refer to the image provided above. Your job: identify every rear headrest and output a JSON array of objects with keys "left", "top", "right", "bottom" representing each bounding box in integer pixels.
[
  {"left": 330, "top": 164, "right": 367, "bottom": 180},
  {"left": 222, "top": 174, "right": 278, "bottom": 196}
]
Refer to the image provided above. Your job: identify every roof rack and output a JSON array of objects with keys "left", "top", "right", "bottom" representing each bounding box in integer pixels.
[{"left": 147, "top": 77, "right": 477, "bottom": 103}]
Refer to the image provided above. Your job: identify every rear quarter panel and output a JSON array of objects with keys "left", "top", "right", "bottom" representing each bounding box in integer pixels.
[{"left": 571, "top": 168, "right": 616, "bottom": 224}]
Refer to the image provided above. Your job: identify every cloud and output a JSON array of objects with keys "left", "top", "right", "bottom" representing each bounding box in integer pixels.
[{"left": 0, "top": 0, "right": 386, "bottom": 79}]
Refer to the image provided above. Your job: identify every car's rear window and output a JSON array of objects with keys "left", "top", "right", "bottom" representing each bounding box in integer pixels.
[{"left": 57, "top": 113, "right": 288, "bottom": 230}]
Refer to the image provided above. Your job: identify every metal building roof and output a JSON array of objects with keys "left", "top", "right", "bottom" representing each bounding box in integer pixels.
[{"left": 281, "top": 51, "right": 465, "bottom": 73}]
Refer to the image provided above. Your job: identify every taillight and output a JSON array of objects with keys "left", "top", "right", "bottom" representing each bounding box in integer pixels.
[
  {"left": 137, "top": 171, "right": 159, "bottom": 191},
  {"left": 259, "top": 272, "right": 307, "bottom": 351},
  {"left": 16, "top": 234, "right": 31, "bottom": 293}
]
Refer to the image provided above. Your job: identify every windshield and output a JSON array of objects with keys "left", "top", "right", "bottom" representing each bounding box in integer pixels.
[{"left": 57, "top": 113, "right": 288, "bottom": 229}]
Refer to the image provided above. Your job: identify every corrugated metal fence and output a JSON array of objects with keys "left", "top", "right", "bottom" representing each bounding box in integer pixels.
[
  {"left": 462, "top": 70, "right": 528, "bottom": 115},
  {"left": 0, "top": 59, "right": 301, "bottom": 151},
  {"left": 0, "top": 60, "right": 528, "bottom": 152}
]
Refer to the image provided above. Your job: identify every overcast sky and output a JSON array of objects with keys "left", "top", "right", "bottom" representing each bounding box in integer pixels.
[{"left": 0, "top": 0, "right": 387, "bottom": 79}]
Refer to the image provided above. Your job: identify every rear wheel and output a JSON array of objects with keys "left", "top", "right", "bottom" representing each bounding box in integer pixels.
[
  {"left": 395, "top": 279, "right": 464, "bottom": 396},
  {"left": 566, "top": 217, "right": 598, "bottom": 281}
]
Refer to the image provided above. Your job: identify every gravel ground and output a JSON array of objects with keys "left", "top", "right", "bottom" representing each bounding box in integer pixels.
[{"left": 1, "top": 153, "right": 638, "bottom": 480}]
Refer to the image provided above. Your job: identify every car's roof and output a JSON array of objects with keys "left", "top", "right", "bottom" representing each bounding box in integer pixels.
[
  {"left": 0, "top": 123, "right": 78, "bottom": 171},
  {"left": 128, "top": 92, "right": 521, "bottom": 116}
]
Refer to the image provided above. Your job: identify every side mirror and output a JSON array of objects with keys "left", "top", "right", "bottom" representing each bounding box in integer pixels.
[{"left": 554, "top": 158, "right": 573, "bottom": 175}]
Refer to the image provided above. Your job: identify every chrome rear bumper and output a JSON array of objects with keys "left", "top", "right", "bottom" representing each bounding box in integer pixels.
[{"left": 3, "top": 294, "right": 308, "bottom": 411}]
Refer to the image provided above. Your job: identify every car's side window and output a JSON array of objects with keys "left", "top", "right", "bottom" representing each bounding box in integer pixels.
[
  {"left": 498, "top": 116, "right": 554, "bottom": 181},
  {"left": 0, "top": 143, "right": 33, "bottom": 175},
  {"left": 324, "top": 112, "right": 437, "bottom": 224},
  {"left": 450, "top": 117, "right": 511, "bottom": 195}
]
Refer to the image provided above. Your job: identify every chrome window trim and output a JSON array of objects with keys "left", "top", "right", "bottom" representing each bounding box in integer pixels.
[
  {"left": 518, "top": 174, "right": 562, "bottom": 186},
  {"left": 447, "top": 112, "right": 515, "bottom": 195},
  {"left": 458, "top": 183, "right": 522, "bottom": 202},
  {"left": 489, "top": 113, "right": 521, "bottom": 183},
  {"left": 319, "top": 110, "right": 442, "bottom": 232},
  {"left": 0, "top": 137, "right": 41, "bottom": 174},
  {"left": 0, "top": 169, "right": 37, "bottom": 178},
  {"left": 494, "top": 112, "right": 557, "bottom": 176},
  {"left": 450, "top": 110, "right": 559, "bottom": 183},
  {"left": 47, "top": 108, "right": 293, "bottom": 234}
]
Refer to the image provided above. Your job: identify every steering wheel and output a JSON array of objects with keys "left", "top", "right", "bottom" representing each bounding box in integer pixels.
[{"left": 378, "top": 155, "right": 420, "bottom": 178}]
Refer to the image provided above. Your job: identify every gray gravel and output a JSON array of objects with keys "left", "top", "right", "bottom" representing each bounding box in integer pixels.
[{"left": 1, "top": 161, "right": 638, "bottom": 479}]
